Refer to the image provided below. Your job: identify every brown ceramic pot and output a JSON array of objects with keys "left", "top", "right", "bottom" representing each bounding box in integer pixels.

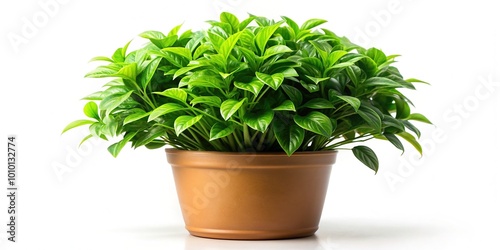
[{"left": 165, "top": 149, "right": 337, "bottom": 240}]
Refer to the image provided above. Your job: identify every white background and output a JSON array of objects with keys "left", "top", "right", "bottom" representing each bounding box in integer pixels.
[{"left": 1, "top": 0, "right": 499, "bottom": 249}]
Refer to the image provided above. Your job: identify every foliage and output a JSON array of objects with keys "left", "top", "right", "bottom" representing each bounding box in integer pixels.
[{"left": 63, "top": 12, "right": 431, "bottom": 173}]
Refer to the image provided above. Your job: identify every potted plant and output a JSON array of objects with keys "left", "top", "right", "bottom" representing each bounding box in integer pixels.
[{"left": 63, "top": 12, "right": 431, "bottom": 240}]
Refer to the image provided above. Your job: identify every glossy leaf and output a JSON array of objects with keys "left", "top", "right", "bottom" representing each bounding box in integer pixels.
[
  {"left": 357, "top": 105, "right": 382, "bottom": 133},
  {"left": 174, "top": 115, "right": 203, "bottom": 136},
  {"left": 337, "top": 96, "right": 361, "bottom": 111},
  {"left": 62, "top": 120, "right": 95, "bottom": 134},
  {"left": 148, "top": 103, "right": 184, "bottom": 121},
  {"left": 273, "top": 100, "right": 296, "bottom": 111},
  {"left": 210, "top": 122, "right": 235, "bottom": 141},
  {"left": 282, "top": 85, "right": 303, "bottom": 106},
  {"left": 154, "top": 88, "right": 187, "bottom": 103},
  {"left": 124, "top": 109, "right": 150, "bottom": 125},
  {"left": 108, "top": 132, "right": 138, "bottom": 157},
  {"left": 397, "top": 132, "right": 423, "bottom": 156},
  {"left": 243, "top": 109, "right": 274, "bottom": 132},
  {"left": 294, "top": 111, "right": 333, "bottom": 137},
  {"left": 99, "top": 90, "right": 134, "bottom": 116},
  {"left": 301, "top": 98, "right": 334, "bottom": 109},
  {"left": 406, "top": 113, "right": 432, "bottom": 124},
  {"left": 384, "top": 133, "right": 404, "bottom": 152},
  {"left": 234, "top": 77, "right": 264, "bottom": 96},
  {"left": 256, "top": 72, "right": 284, "bottom": 90},
  {"left": 352, "top": 146, "right": 379, "bottom": 173},
  {"left": 219, "top": 31, "right": 243, "bottom": 60},
  {"left": 263, "top": 45, "right": 293, "bottom": 60},
  {"left": 273, "top": 120, "right": 305, "bottom": 156},
  {"left": 221, "top": 99, "right": 246, "bottom": 120},
  {"left": 190, "top": 96, "right": 222, "bottom": 107},
  {"left": 255, "top": 22, "right": 282, "bottom": 54},
  {"left": 83, "top": 101, "right": 99, "bottom": 120},
  {"left": 300, "top": 18, "right": 327, "bottom": 30}
]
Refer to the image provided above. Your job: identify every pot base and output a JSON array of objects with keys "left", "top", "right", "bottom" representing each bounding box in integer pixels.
[{"left": 187, "top": 226, "right": 318, "bottom": 240}]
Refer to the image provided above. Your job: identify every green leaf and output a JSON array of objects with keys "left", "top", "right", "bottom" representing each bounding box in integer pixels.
[
  {"left": 397, "top": 131, "right": 423, "bottom": 156},
  {"left": 210, "top": 122, "right": 235, "bottom": 141},
  {"left": 364, "top": 77, "right": 401, "bottom": 88},
  {"left": 220, "top": 12, "right": 240, "bottom": 33},
  {"left": 188, "top": 71, "right": 224, "bottom": 90},
  {"left": 173, "top": 64, "right": 205, "bottom": 79},
  {"left": 89, "top": 56, "right": 113, "bottom": 63},
  {"left": 282, "top": 84, "right": 303, "bottom": 105},
  {"left": 273, "top": 100, "right": 296, "bottom": 111},
  {"left": 357, "top": 105, "right": 382, "bottom": 133},
  {"left": 162, "top": 47, "right": 192, "bottom": 61},
  {"left": 145, "top": 140, "right": 167, "bottom": 149},
  {"left": 154, "top": 88, "right": 187, "bottom": 103},
  {"left": 305, "top": 75, "right": 330, "bottom": 84},
  {"left": 327, "top": 51, "right": 348, "bottom": 67},
  {"left": 243, "top": 109, "right": 274, "bottom": 132},
  {"left": 352, "top": 146, "right": 379, "bottom": 173},
  {"left": 190, "top": 96, "right": 222, "bottom": 107},
  {"left": 148, "top": 103, "right": 184, "bottom": 122},
  {"left": 99, "top": 90, "right": 134, "bottom": 116},
  {"left": 138, "top": 57, "right": 162, "bottom": 89},
  {"left": 294, "top": 111, "right": 333, "bottom": 137},
  {"left": 83, "top": 101, "right": 99, "bottom": 120},
  {"left": 300, "top": 18, "right": 327, "bottom": 30},
  {"left": 114, "top": 63, "right": 137, "bottom": 81},
  {"left": 384, "top": 133, "right": 404, "bottom": 152},
  {"left": 234, "top": 77, "right": 264, "bottom": 96},
  {"left": 406, "top": 113, "right": 432, "bottom": 124},
  {"left": 107, "top": 132, "right": 138, "bottom": 157},
  {"left": 337, "top": 96, "right": 361, "bottom": 111},
  {"left": 402, "top": 120, "right": 421, "bottom": 138},
  {"left": 366, "top": 48, "right": 387, "bottom": 66},
  {"left": 273, "top": 121, "right": 305, "bottom": 156},
  {"left": 281, "top": 16, "right": 300, "bottom": 37},
  {"left": 300, "top": 80, "right": 320, "bottom": 93},
  {"left": 123, "top": 109, "right": 150, "bottom": 125},
  {"left": 238, "top": 16, "right": 255, "bottom": 31},
  {"left": 168, "top": 24, "right": 183, "bottom": 36},
  {"left": 79, "top": 134, "right": 94, "bottom": 146},
  {"left": 263, "top": 45, "right": 293, "bottom": 60},
  {"left": 132, "top": 126, "right": 166, "bottom": 148},
  {"left": 301, "top": 98, "right": 334, "bottom": 109},
  {"left": 395, "top": 97, "right": 410, "bottom": 119},
  {"left": 85, "top": 64, "right": 121, "bottom": 78},
  {"left": 193, "top": 44, "right": 212, "bottom": 59},
  {"left": 219, "top": 31, "right": 243, "bottom": 60},
  {"left": 220, "top": 98, "right": 246, "bottom": 120},
  {"left": 255, "top": 22, "right": 282, "bottom": 55},
  {"left": 139, "top": 31, "right": 177, "bottom": 48},
  {"left": 256, "top": 72, "right": 284, "bottom": 90},
  {"left": 405, "top": 78, "right": 430, "bottom": 85},
  {"left": 62, "top": 120, "right": 95, "bottom": 134},
  {"left": 383, "top": 115, "right": 406, "bottom": 132},
  {"left": 174, "top": 115, "right": 203, "bottom": 136}
]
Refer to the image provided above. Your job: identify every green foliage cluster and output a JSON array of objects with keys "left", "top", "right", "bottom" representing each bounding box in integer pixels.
[{"left": 64, "top": 12, "right": 431, "bottom": 173}]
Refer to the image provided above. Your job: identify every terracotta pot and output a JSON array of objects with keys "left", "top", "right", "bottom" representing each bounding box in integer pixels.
[{"left": 165, "top": 149, "right": 337, "bottom": 240}]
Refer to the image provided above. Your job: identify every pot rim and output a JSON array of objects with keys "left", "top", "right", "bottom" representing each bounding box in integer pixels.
[
  {"left": 165, "top": 148, "right": 338, "bottom": 156},
  {"left": 165, "top": 148, "right": 338, "bottom": 169}
]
